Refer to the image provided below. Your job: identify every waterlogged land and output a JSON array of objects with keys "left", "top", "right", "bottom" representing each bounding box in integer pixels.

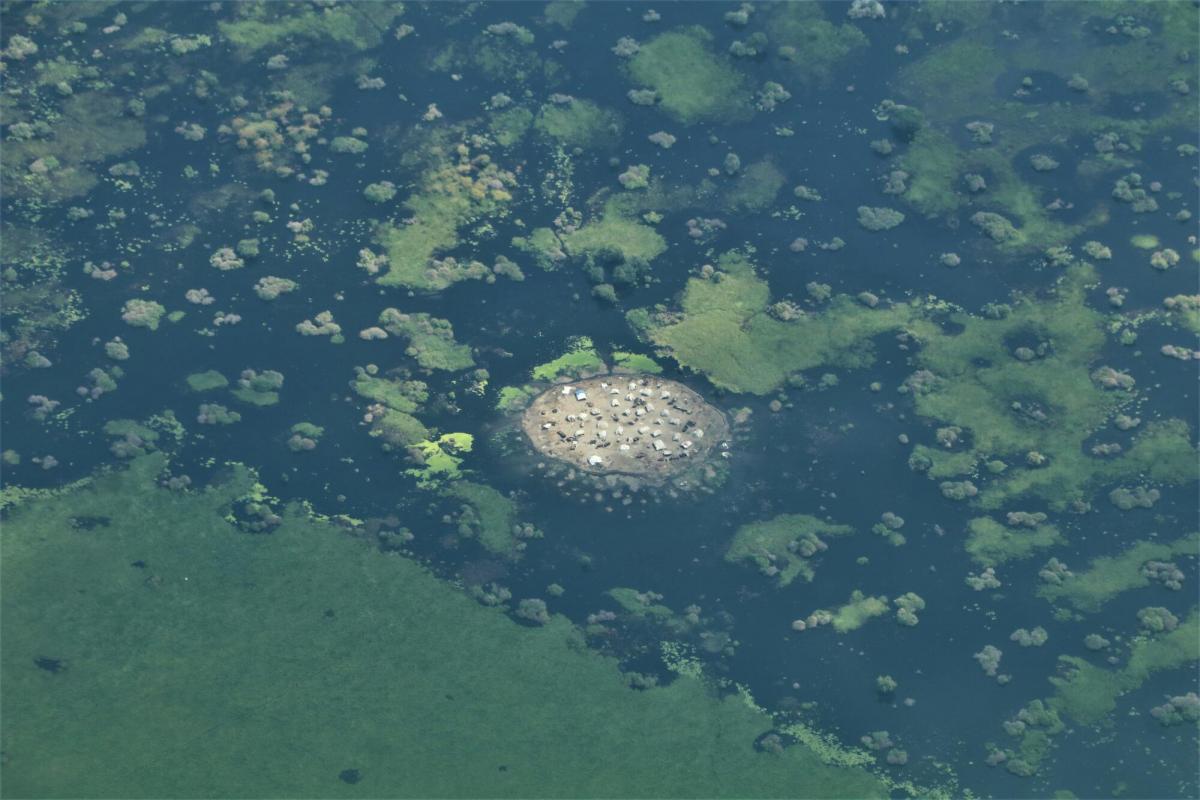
[{"left": 1, "top": 1, "right": 1197, "bottom": 798}]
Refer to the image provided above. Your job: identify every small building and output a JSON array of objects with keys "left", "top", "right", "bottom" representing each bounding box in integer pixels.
[
  {"left": 574, "top": 389, "right": 587, "bottom": 401},
  {"left": 587, "top": 454, "right": 604, "bottom": 466}
]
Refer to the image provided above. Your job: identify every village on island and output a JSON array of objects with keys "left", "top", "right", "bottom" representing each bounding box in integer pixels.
[{"left": 521, "top": 375, "right": 731, "bottom": 481}]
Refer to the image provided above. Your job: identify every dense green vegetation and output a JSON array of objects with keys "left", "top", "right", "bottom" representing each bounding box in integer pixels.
[{"left": 0, "top": 457, "right": 886, "bottom": 798}]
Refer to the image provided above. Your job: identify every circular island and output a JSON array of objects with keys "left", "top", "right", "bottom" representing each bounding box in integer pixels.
[{"left": 521, "top": 375, "right": 730, "bottom": 482}]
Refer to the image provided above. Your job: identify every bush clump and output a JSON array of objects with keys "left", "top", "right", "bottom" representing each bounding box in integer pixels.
[
  {"left": 857, "top": 206, "right": 905, "bottom": 231},
  {"left": 121, "top": 299, "right": 166, "bottom": 330}
]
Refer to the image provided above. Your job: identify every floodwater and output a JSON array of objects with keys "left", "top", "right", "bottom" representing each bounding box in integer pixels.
[{"left": 1, "top": 1, "right": 1197, "bottom": 797}]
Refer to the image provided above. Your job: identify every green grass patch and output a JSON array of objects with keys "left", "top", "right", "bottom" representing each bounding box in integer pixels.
[
  {"left": 185, "top": 370, "right": 228, "bottom": 392},
  {"left": 375, "top": 143, "right": 515, "bottom": 291},
  {"left": 1049, "top": 611, "right": 1199, "bottom": 725},
  {"left": 496, "top": 384, "right": 537, "bottom": 412},
  {"left": 530, "top": 336, "right": 605, "bottom": 382},
  {"left": 441, "top": 479, "right": 518, "bottom": 554},
  {"left": 534, "top": 99, "right": 623, "bottom": 149},
  {"left": 632, "top": 252, "right": 919, "bottom": 395},
  {"left": 769, "top": 4, "right": 869, "bottom": 86},
  {"left": 626, "top": 27, "right": 751, "bottom": 124},
  {"left": 830, "top": 591, "right": 890, "bottom": 634},
  {"left": 218, "top": 3, "right": 398, "bottom": 56},
  {"left": 350, "top": 372, "right": 427, "bottom": 414},
  {"left": 909, "top": 264, "right": 1198, "bottom": 510},
  {"left": 726, "top": 514, "right": 854, "bottom": 587},
  {"left": 611, "top": 351, "right": 662, "bottom": 374},
  {"left": 562, "top": 212, "right": 667, "bottom": 264},
  {"left": 378, "top": 310, "right": 474, "bottom": 372},
  {"left": 488, "top": 106, "right": 534, "bottom": 147},
  {"left": 964, "top": 517, "right": 1063, "bottom": 567},
  {"left": 0, "top": 456, "right": 885, "bottom": 797},
  {"left": 1038, "top": 534, "right": 1199, "bottom": 613},
  {"left": 898, "top": 128, "right": 1087, "bottom": 252},
  {"left": 724, "top": 160, "right": 786, "bottom": 213}
]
